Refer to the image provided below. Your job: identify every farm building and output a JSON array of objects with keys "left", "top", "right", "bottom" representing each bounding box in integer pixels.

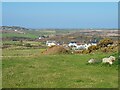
[
  {"left": 69, "top": 42, "right": 97, "bottom": 50},
  {"left": 46, "top": 41, "right": 57, "bottom": 47},
  {"left": 68, "top": 41, "right": 77, "bottom": 47}
]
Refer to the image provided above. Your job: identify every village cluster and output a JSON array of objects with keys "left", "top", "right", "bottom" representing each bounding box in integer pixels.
[
  {"left": 46, "top": 40, "right": 117, "bottom": 65},
  {"left": 46, "top": 40, "right": 97, "bottom": 50}
]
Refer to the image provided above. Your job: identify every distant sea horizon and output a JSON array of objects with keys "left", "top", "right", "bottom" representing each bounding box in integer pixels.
[{"left": 0, "top": 25, "right": 118, "bottom": 30}]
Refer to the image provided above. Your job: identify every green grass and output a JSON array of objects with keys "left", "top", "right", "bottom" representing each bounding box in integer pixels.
[
  {"left": 2, "top": 33, "right": 38, "bottom": 39},
  {"left": 2, "top": 30, "right": 57, "bottom": 39},
  {"left": 2, "top": 29, "right": 76, "bottom": 39},
  {"left": 3, "top": 41, "right": 42, "bottom": 45},
  {"left": 2, "top": 46, "right": 45, "bottom": 56},
  {"left": 2, "top": 48, "right": 118, "bottom": 88},
  {"left": 3, "top": 41, "right": 20, "bottom": 45}
]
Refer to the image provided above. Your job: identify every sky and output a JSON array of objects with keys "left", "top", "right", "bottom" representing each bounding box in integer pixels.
[
  {"left": 1, "top": 0, "right": 119, "bottom": 2},
  {"left": 2, "top": 2, "right": 118, "bottom": 29}
]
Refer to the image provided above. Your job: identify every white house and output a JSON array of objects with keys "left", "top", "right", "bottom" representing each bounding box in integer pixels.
[
  {"left": 84, "top": 44, "right": 92, "bottom": 49},
  {"left": 39, "top": 36, "right": 46, "bottom": 39},
  {"left": 14, "top": 29, "right": 17, "bottom": 32},
  {"left": 73, "top": 45, "right": 86, "bottom": 50},
  {"left": 46, "top": 41, "right": 56, "bottom": 47},
  {"left": 71, "top": 43, "right": 97, "bottom": 50},
  {"left": 91, "top": 43, "right": 97, "bottom": 46},
  {"left": 68, "top": 42, "right": 77, "bottom": 47}
]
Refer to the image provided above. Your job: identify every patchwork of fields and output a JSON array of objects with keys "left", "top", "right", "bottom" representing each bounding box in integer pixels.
[
  {"left": 1, "top": 28, "right": 119, "bottom": 88},
  {"left": 2, "top": 47, "right": 118, "bottom": 88}
]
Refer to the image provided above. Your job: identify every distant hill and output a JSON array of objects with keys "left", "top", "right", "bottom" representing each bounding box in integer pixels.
[
  {"left": 0, "top": 26, "right": 30, "bottom": 31},
  {"left": 1, "top": 26, "right": 118, "bottom": 42}
]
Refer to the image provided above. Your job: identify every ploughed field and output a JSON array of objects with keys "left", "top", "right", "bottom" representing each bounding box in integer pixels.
[{"left": 2, "top": 46, "right": 118, "bottom": 88}]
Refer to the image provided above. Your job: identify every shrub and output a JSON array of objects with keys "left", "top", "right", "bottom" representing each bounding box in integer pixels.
[
  {"left": 107, "top": 46, "right": 114, "bottom": 49},
  {"left": 74, "top": 50, "right": 82, "bottom": 54},
  {"left": 15, "top": 43, "right": 23, "bottom": 46},
  {"left": 98, "top": 38, "right": 113, "bottom": 47},
  {"left": 25, "top": 43, "right": 32, "bottom": 47},
  {"left": 101, "top": 47, "right": 108, "bottom": 52},
  {"left": 100, "top": 45, "right": 118, "bottom": 53},
  {"left": 82, "top": 50, "right": 91, "bottom": 54},
  {"left": 88, "top": 45, "right": 98, "bottom": 51}
]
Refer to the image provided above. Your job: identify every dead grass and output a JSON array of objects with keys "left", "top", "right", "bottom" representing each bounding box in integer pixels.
[{"left": 42, "top": 46, "right": 71, "bottom": 55}]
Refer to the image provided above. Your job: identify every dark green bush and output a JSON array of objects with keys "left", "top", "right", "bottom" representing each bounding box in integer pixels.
[{"left": 25, "top": 43, "right": 32, "bottom": 47}]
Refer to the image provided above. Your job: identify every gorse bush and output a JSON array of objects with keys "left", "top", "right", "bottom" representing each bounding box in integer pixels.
[
  {"left": 100, "top": 46, "right": 117, "bottom": 53},
  {"left": 97, "top": 38, "right": 113, "bottom": 47},
  {"left": 88, "top": 45, "right": 98, "bottom": 51},
  {"left": 82, "top": 50, "right": 91, "bottom": 54}
]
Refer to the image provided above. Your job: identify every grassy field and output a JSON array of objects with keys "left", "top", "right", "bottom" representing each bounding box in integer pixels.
[
  {"left": 2, "top": 30, "right": 56, "bottom": 39},
  {"left": 2, "top": 48, "right": 118, "bottom": 88},
  {"left": 2, "top": 29, "right": 76, "bottom": 39},
  {"left": 2, "top": 33, "right": 38, "bottom": 39}
]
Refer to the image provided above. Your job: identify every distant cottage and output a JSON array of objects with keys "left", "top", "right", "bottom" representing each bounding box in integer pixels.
[{"left": 46, "top": 41, "right": 56, "bottom": 47}]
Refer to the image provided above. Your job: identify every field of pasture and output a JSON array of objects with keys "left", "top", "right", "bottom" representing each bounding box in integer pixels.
[{"left": 2, "top": 45, "right": 118, "bottom": 88}]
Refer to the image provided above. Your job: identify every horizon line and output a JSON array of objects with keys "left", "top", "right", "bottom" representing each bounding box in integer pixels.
[{"left": 1, "top": 25, "right": 118, "bottom": 30}]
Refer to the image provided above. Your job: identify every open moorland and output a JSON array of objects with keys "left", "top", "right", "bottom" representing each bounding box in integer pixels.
[{"left": 1, "top": 26, "right": 119, "bottom": 88}]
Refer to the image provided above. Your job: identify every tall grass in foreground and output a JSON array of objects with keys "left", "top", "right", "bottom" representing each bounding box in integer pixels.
[{"left": 2, "top": 48, "right": 118, "bottom": 88}]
